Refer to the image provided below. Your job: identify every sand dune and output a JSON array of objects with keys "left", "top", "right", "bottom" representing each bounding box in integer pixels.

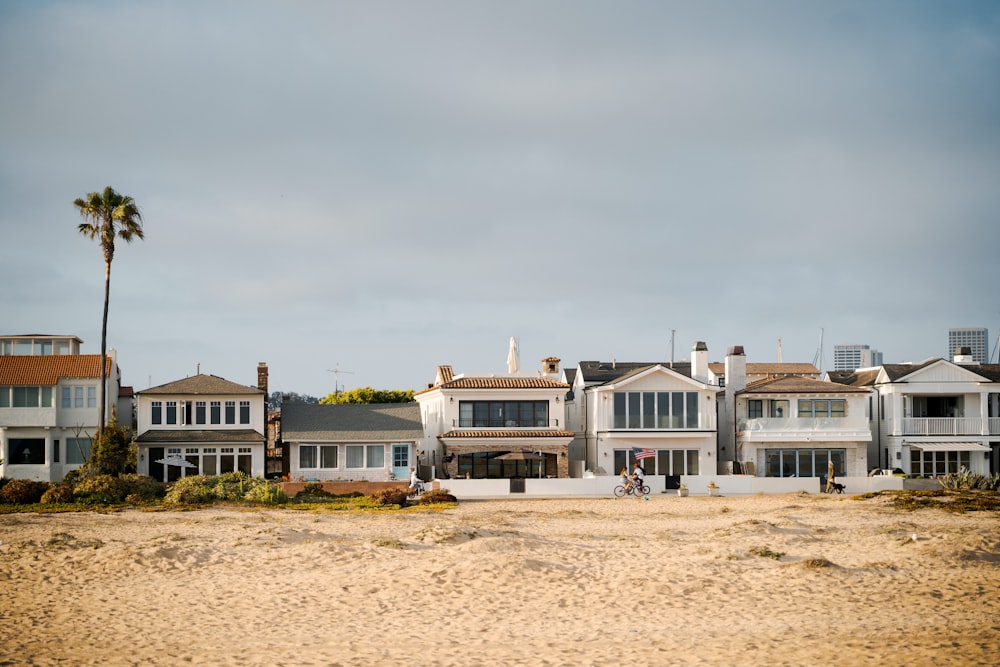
[{"left": 1, "top": 493, "right": 997, "bottom": 666}]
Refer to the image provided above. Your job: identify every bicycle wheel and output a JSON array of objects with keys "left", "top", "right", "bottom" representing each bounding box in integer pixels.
[
  {"left": 638, "top": 484, "right": 650, "bottom": 496},
  {"left": 614, "top": 485, "right": 627, "bottom": 498}
]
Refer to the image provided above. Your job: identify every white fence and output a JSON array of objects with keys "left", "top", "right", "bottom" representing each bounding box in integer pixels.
[{"left": 432, "top": 474, "right": 905, "bottom": 499}]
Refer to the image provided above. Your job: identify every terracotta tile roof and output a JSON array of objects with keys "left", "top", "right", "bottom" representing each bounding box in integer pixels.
[
  {"left": 0, "top": 354, "right": 112, "bottom": 385},
  {"left": 119, "top": 385, "right": 135, "bottom": 397},
  {"left": 136, "top": 429, "right": 264, "bottom": 444},
  {"left": 440, "top": 429, "right": 574, "bottom": 438},
  {"left": 737, "top": 375, "right": 870, "bottom": 395},
  {"left": 139, "top": 374, "right": 263, "bottom": 395},
  {"left": 416, "top": 375, "right": 570, "bottom": 395}
]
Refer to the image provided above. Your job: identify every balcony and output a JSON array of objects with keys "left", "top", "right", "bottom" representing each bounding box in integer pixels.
[
  {"left": 900, "top": 417, "right": 998, "bottom": 436},
  {"left": 453, "top": 418, "right": 561, "bottom": 429},
  {"left": 739, "top": 417, "right": 871, "bottom": 442},
  {"left": 0, "top": 407, "right": 57, "bottom": 427},
  {"left": 605, "top": 413, "right": 716, "bottom": 432}
]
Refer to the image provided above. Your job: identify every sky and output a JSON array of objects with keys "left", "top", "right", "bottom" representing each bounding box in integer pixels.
[{"left": 2, "top": 0, "right": 999, "bottom": 398}]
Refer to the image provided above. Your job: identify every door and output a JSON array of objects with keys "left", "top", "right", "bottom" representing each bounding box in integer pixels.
[
  {"left": 391, "top": 444, "right": 410, "bottom": 481},
  {"left": 149, "top": 447, "right": 164, "bottom": 482}
]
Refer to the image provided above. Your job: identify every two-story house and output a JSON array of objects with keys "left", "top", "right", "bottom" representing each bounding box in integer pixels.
[
  {"left": 415, "top": 358, "right": 573, "bottom": 479},
  {"left": 0, "top": 334, "right": 122, "bottom": 482},
  {"left": 135, "top": 365, "right": 267, "bottom": 481},
  {"left": 565, "top": 342, "right": 718, "bottom": 480},
  {"left": 828, "top": 349, "right": 1000, "bottom": 476}
]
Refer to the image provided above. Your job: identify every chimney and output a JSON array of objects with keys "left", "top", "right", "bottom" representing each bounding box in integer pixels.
[
  {"left": 257, "top": 362, "right": 269, "bottom": 396},
  {"left": 691, "top": 341, "right": 708, "bottom": 383},
  {"left": 953, "top": 346, "right": 975, "bottom": 365},
  {"left": 541, "top": 356, "right": 561, "bottom": 377},
  {"left": 725, "top": 345, "right": 747, "bottom": 392}
]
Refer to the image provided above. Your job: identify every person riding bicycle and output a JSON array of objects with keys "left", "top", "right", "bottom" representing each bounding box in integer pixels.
[
  {"left": 620, "top": 466, "right": 632, "bottom": 491},
  {"left": 408, "top": 467, "right": 424, "bottom": 494},
  {"left": 631, "top": 462, "right": 645, "bottom": 489}
]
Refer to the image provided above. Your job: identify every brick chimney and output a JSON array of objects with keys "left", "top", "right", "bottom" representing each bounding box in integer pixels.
[{"left": 257, "top": 362, "right": 269, "bottom": 396}]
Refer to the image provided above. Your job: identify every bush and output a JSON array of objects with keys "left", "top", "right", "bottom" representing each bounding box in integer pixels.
[
  {"left": 243, "top": 481, "right": 288, "bottom": 505},
  {"left": 417, "top": 488, "right": 457, "bottom": 504},
  {"left": 370, "top": 488, "right": 410, "bottom": 506},
  {"left": 41, "top": 483, "right": 75, "bottom": 504},
  {"left": 119, "top": 474, "right": 166, "bottom": 501},
  {"left": 163, "top": 475, "right": 216, "bottom": 505},
  {"left": 0, "top": 479, "right": 51, "bottom": 505},
  {"left": 73, "top": 474, "right": 127, "bottom": 504},
  {"left": 212, "top": 471, "right": 254, "bottom": 501}
]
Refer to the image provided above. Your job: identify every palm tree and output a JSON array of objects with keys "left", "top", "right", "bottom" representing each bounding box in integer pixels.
[{"left": 74, "top": 186, "right": 144, "bottom": 445}]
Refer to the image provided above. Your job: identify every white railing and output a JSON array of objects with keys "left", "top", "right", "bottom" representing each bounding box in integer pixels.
[
  {"left": 902, "top": 417, "right": 985, "bottom": 436},
  {"left": 990, "top": 418, "right": 1000, "bottom": 435},
  {"left": 605, "top": 413, "right": 717, "bottom": 431},
  {"left": 739, "top": 417, "right": 870, "bottom": 436}
]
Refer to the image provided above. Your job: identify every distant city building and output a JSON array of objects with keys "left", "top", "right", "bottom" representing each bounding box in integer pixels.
[
  {"left": 948, "top": 328, "right": 988, "bottom": 364},
  {"left": 832, "top": 344, "right": 883, "bottom": 372}
]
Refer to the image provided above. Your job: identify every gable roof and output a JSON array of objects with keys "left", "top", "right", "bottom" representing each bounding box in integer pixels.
[
  {"left": 576, "top": 361, "right": 693, "bottom": 384},
  {"left": 416, "top": 375, "right": 569, "bottom": 395},
  {"left": 736, "top": 375, "right": 870, "bottom": 395},
  {"left": 878, "top": 359, "right": 940, "bottom": 382},
  {"left": 0, "top": 354, "right": 113, "bottom": 385},
  {"left": 139, "top": 374, "right": 262, "bottom": 396},
  {"left": 281, "top": 402, "right": 424, "bottom": 441},
  {"left": 826, "top": 368, "right": 881, "bottom": 388}
]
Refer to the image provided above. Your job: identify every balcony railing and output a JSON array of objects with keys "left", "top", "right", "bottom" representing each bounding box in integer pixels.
[
  {"left": 453, "top": 418, "right": 560, "bottom": 428},
  {"left": 901, "top": 417, "right": 996, "bottom": 436},
  {"left": 739, "top": 417, "right": 870, "bottom": 438},
  {"left": 605, "top": 414, "right": 716, "bottom": 431}
]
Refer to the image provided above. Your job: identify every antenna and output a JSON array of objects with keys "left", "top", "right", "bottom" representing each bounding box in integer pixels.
[
  {"left": 812, "top": 328, "right": 825, "bottom": 370},
  {"left": 669, "top": 329, "right": 676, "bottom": 367},
  {"left": 326, "top": 363, "right": 355, "bottom": 395}
]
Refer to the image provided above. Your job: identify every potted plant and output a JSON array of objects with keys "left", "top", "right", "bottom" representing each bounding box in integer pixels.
[
  {"left": 677, "top": 484, "right": 689, "bottom": 497},
  {"left": 707, "top": 481, "right": 720, "bottom": 496}
]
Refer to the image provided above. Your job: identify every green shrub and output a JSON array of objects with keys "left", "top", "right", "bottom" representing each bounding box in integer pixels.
[
  {"left": 119, "top": 474, "right": 166, "bottom": 501},
  {"left": 370, "top": 488, "right": 410, "bottom": 506},
  {"left": 41, "top": 484, "right": 75, "bottom": 504},
  {"left": 417, "top": 489, "right": 457, "bottom": 504},
  {"left": 244, "top": 481, "right": 288, "bottom": 505},
  {"left": 73, "top": 474, "right": 127, "bottom": 504},
  {"left": 163, "top": 475, "right": 216, "bottom": 505},
  {"left": 0, "top": 479, "right": 51, "bottom": 505},
  {"left": 212, "top": 471, "right": 253, "bottom": 501}
]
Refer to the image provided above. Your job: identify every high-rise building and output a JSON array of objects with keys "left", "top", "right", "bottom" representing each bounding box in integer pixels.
[
  {"left": 948, "top": 328, "right": 988, "bottom": 364},
  {"left": 833, "top": 344, "right": 883, "bottom": 372}
]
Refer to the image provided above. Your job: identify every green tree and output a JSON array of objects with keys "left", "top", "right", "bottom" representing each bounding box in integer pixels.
[
  {"left": 74, "top": 186, "right": 144, "bottom": 445},
  {"left": 319, "top": 387, "right": 415, "bottom": 404},
  {"left": 82, "top": 417, "right": 136, "bottom": 476}
]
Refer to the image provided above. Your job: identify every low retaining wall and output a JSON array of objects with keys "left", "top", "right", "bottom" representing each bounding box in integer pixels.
[{"left": 279, "top": 481, "right": 409, "bottom": 497}]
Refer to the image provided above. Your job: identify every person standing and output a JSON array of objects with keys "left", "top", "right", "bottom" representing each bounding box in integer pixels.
[{"left": 825, "top": 459, "right": 836, "bottom": 493}]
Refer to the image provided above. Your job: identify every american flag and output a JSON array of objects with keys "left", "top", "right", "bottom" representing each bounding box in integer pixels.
[{"left": 632, "top": 447, "right": 656, "bottom": 460}]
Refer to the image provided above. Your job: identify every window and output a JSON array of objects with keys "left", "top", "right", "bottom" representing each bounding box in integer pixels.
[
  {"left": 300, "top": 445, "right": 339, "bottom": 469},
  {"left": 612, "top": 391, "right": 701, "bottom": 430},
  {"left": 8, "top": 438, "right": 45, "bottom": 465},
  {"left": 66, "top": 437, "right": 93, "bottom": 464},
  {"left": 239, "top": 400, "right": 250, "bottom": 424},
  {"left": 321, "top": 446, "right": 337, "bottom": 468},
  {"left": 748, "top": 400, "right": 763, "bottom": 419},
  {"left": 195, "top": 401, "right": 206, "bottom": 424},
  {"left": 346, "top": 445, "right": 364, "bottom": 468},
  {"left": 458, "top": 401, "right": 550, "bottom": 427},
  {"left": 300, "top": 446, "right": 317, "bottom": 469},
  {"left": 366, "top": 445, "right": 384, "bottom": 468},
  {"left": 166, "top": 401, "right": 177, "bottom": 425},
  {"left": 62, "top": 387, "right": 71, "bottom": 408},
  {"left": 764, "top": 449, "right": 846, "bottom": 477},
  {"left": 87, "top": 386, "right": 96, "bottom": 408},
  {"left": 74, "top": 386, "right": 84, "bottom": 408},
  {"left": 210, "top": 401, "right": 221, "bottom": 424},
  {"left": 151, "top": 401, "right": 162, "bottom": 425},
  {"left": 910, "top": 449, "right": 969, "bottom": 477},
  {"left": 225, "top": 401, "right": 235, "bottom": 424},
  {"left": 770, "top": 400, "right": 789, "bottom": 418},
  {"left": 798, "top": 399, "right": 847, "bottom": 418}
]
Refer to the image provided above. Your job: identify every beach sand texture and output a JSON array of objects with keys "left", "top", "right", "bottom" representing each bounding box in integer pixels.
[{"left": 1, "top": 493, "right": 997, "bottom": 667}]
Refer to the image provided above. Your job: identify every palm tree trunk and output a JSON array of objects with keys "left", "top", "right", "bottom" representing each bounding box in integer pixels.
[{"left": 98, "top": 259, "right": 111, "bottom": 445}]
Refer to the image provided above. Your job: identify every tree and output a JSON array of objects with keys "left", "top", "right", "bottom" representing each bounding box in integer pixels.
[
  {"left": 74, "top": 186, "right": 144, "bottom": 445},
  {"left": 319, "top": 387, "right": 415, "bottom": 404}
]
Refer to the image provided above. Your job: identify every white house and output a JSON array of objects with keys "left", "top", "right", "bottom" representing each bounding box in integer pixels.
[
  {"left": 280, "top": 402, "right": 424, "bottom": 482},
  {"left": 135, "top": 370, "right": 266, "bottom": 481},
  {"left": 565, "top": 342, "right": 718, "bottom": 481},
  {"left": 828, "top": 352, "right": 1000, "bottom": 476},
  {"left": 415, "top": 358, "right": 573, "bottom": 480},
  {"left": 0, "top": 334, "right": 122, "bottom": 482},
  {"left": 733, "top": 375, "right": 872, "bottom": 478}
]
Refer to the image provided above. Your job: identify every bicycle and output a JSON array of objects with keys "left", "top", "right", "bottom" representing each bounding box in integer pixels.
[{"left": 614, "top": 481, "right": 650, "bottom": 498}]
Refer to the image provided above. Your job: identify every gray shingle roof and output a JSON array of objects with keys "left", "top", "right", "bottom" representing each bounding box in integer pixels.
[
  {"left": 135, "top": 429, "right": 264, "bottom": 444},
  {"left": 139, "top": 374, "right": 263, "bottom": 395},
  {"left": 281, "top": 402, "right": 424, "bottom": 441},
  {"left": 737, "top": 375, "right": 870, "bottom": 395},
  {"left": 576, "top": 361, "right": 693, "bottom": 384}
]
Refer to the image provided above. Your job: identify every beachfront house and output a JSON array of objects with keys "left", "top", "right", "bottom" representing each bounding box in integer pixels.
[
  {"left": 565, "top": 342, "right": 718, "bottom": 482},
  {"left": 280, "top": 402, "right": 424, "bottom": 482},
  {"left": 827, "top": 349, "right": 1000, "bottom": 476},
  {"left": 414, "top": 358, "right": 573, "bottom": 480},
  {"left": 0, "top": 334, "right": 123, "bottom": 482},
  {"left": 135, "top": 366, "right": 267, "bottom": 481},
  {"left": 732, "top": 375, "right": 872, "bottom": 479}
]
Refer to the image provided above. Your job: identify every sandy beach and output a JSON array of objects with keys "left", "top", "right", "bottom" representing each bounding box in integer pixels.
[{"left": 1, "top": 493, "right": 997, "bottom": 667}]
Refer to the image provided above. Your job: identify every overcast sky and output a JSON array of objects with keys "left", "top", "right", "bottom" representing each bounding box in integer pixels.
[{"left": 2, "top": 0, "right": 998, "bottom": 397}]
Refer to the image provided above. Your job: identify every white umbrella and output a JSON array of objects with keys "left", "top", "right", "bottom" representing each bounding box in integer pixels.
[
  {"left": 154, "top": 456, "right": 195, "bottom": 468},
  {"left": 506, "top": 336, "right": 519, "bottom": 374}
]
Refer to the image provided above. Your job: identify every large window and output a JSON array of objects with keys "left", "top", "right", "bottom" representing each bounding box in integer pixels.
[
  {"left": 0, "top": 386, "right": 53, "bottom": 408},
  {"left": 166, "top": 401, "right": 177, "bottom": 425},
  {"left": 300, "top": 445, "right": 339, "bottom": 469},
  {"left": 239, "top": 400, "right": 250, "bottom": 424},
  {"left": 346, "top": 445, "right": 364, "bottom": 468},
  {"left": 613, "top": 448, "right": 700, "bottom": 476},
  {"left": 210, "top": 401, "right": 221, "bottom": 424},
  {"left": 195, "top": 401, "right": 206, "bottom": 424},
  {"left": 66, "top": 437, "right": 93, "bottom": 465},
  {"left": 613, "top": 391, "right": 701, "bottom": 429},
  {"left": 225, "top": 401, "right": 236, "bottom": 424},
  {"left": 457, "top": 451, "right": 546, "bottom": 479},
  {"left": 910, "top": 449, "right": 969, "bottom": 477},
  {"left": 8, "top": 438, "right": 45, "bottom": 465},
  {"left": 366, "top": 445, "right": 384, "bottom": 468},
  {"left": 151, "top": 401, "right": 162, "bottom": 425},
  {"left": 798, "top": 399, "right": 846, "bottom": 418},
  {"left": 764, "top": 449, "right": 845, "bottom": 478},
  {"left": 458, "top": 401, "right": 549, "bottom": 427}
]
